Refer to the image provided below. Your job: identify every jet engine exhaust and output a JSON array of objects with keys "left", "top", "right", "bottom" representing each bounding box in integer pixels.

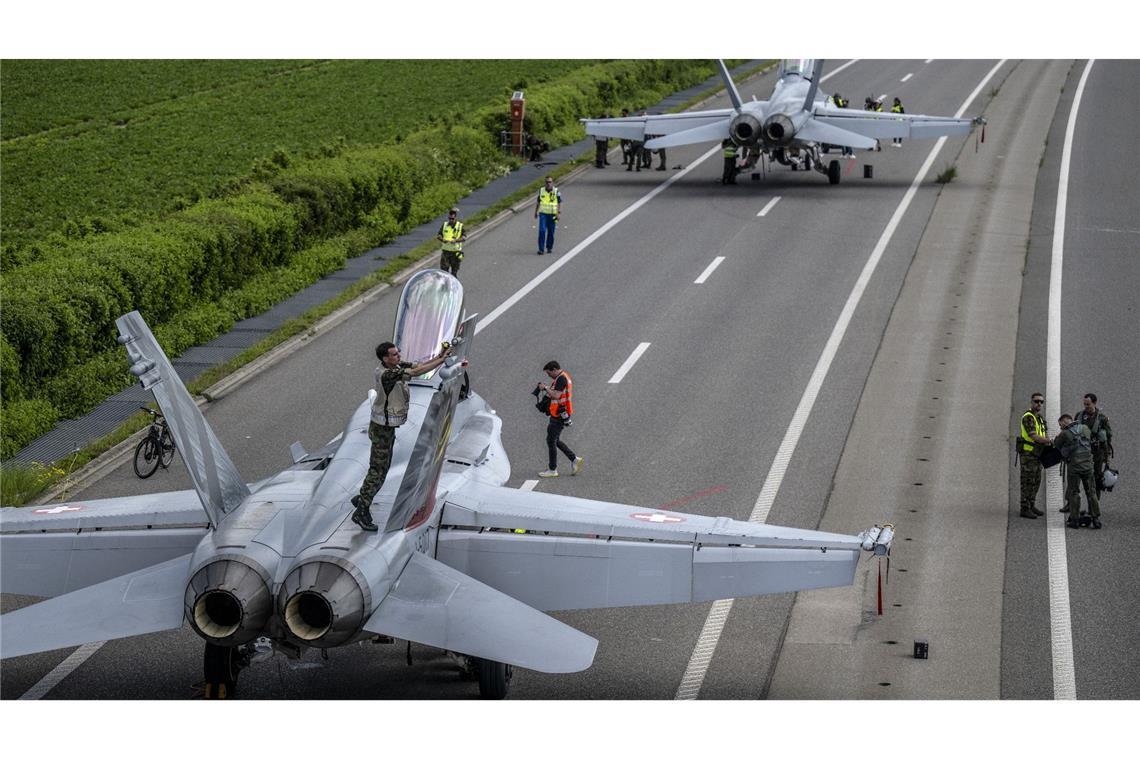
[
  {"left": 763, "top": 114, "right": 795, "bottom": 145},
  {"left": 278, "top": 560, "right": 371, "bottom": 647},
  {"left": 185, "top": 559, "right": 272, "bottom": 646},
  {"left": 729, "top": 112, "right": 762, "bottom": 144}
]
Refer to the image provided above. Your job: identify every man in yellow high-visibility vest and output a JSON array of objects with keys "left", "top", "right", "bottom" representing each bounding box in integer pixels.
[
  {"left": 533, "top": 176, "right": 562, "bottom": 255},
  {"left": 436, "top": 207, "right": 467, "bottom": 277}
]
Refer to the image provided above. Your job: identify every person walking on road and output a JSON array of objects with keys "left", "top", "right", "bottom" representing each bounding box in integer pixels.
[
  {"left": 1074, "top": 392, "right": 1113, "bottom": 497},
  {"left": 537, "top": 360, "right": 582, "bottom": 478},
  {"left": 534, "top": 176, "right": 562, "bottom": 255},
  {"left": 350, "top": 341, "right": 451, "bottom": 531},
  {"left": 436, "top": 207, "right": 467, "bottom": 277},
  {"left": 1017, "top": 392, "right": 1052, "bottom": 519},
  {"left": 1055, "top": 413, "right": 1101, "bottom": 529}
]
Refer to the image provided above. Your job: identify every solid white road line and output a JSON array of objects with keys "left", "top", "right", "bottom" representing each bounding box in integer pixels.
[
  {"left": 1045, "top": 59, "right": 1095, "bottom": 701},
  {"left": 674, "top": 60, "right": 1008, "bottom": 700},
  {"left": 757, "top": 197, "right": 782, "bottom": 217},
  {"left": 609, "top": 343, "right": 651, "bottom": 384},
  {"left": 901, "top": 73, "right": 914, "bottom": 83},
  {"left": 694, "top": 257, "right": 726, "bottom": 284},
  {"left": 925, "top": 59, "right": 935, "bottom": 64},
  {"left": 520, "top": 479, "right": 539, "bottom": 491},
  {"left": 20, "top": 641, "right": 105, "bottom": 700}
]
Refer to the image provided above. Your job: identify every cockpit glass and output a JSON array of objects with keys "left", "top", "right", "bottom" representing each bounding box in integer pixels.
[
  {"left": 393, "top": 270, "right": 465, "bottom": 377},
  {"left": 780, "top": 59, "right": 816, "bottom": 79}
]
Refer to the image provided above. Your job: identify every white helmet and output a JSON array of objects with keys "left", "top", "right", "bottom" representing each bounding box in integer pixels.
[{"left": 1103, "top": 467, "right": 1118, "bottom": 492}]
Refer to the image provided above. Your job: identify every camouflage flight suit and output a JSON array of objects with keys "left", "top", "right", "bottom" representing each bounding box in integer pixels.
[
  {"left": 1075, "top": 408, "right": 1112, "bottom": 496},
  {"left": 1057, "top": 423, "right": 1100, "bottom": 520},
  {"left": 1018, "top": 409, "right": 1049, "bottom": 516},
  {"left": 355, "top": 364, "right": 413, "bottom": 510}
]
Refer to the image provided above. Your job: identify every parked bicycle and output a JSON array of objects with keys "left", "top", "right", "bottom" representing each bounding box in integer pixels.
[{"left": 134, "top": 406, "right": 176, "bottom": 478}]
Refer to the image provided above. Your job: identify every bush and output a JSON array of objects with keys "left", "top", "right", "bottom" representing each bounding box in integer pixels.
[{"left": 0, "top": 398, "right": 59, "bottom": 460}]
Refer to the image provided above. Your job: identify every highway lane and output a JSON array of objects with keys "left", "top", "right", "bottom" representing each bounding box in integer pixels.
[
  {"left": 1004, "top": 59, "right": 1140, "bottom": 699},
  {"left": 3, "top": 60, "right": 1012, "bottom": 699}
]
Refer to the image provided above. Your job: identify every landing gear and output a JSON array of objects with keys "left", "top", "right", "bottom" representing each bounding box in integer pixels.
[
  {"left": 202, "top": 642, "right": 244, "bottom": 699},
  {"left": 827, "top": 159, "right": 841, "bottom": 185},
  {"left": 474, "top": 657, "right": 513, "bottom": 699}
]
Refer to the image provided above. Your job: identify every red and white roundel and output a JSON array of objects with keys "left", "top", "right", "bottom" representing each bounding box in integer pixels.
[
  {"left": 630, "top": 512, "right": 685, "bottom": 524},
  {"left": 33, "top": 505, "right": 84, "bottom": 515}
]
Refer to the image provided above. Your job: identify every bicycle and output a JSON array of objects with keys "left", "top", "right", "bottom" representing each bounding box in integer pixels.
[{"left": 134, "top": 406, "right": 176, "bottom": 479}]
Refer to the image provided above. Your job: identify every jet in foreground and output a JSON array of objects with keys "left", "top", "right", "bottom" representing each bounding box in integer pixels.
[
  {"left": 582, "top": 59, "right": 984, "bottom": 184},
  {"left": 0, "top": 270, "right": 893, "bottom": 698}
]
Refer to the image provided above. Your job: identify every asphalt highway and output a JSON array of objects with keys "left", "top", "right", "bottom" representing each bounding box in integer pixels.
[{"left": 4, "top": 59, "right": 1134, "bottom": 701}]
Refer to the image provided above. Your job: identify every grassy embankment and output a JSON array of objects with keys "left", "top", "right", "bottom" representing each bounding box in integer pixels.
[{"left": 1, "top": 59, "right": 748, "bottom": 503}]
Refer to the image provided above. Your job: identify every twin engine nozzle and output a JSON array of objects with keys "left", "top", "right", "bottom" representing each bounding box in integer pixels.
[
  {"left": 185, "top": 558, "right": 373, "bottom": 648},
  {"left": 729, "top": 111, "right": 798, "bottom": 148}
]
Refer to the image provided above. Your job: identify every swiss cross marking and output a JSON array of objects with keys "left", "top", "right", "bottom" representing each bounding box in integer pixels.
[
  {"left": 631, "top": 512, "right": 685, "bottom": 524},
  {"left": 33, "top": 505, "right": 84, "bottom": 515}
]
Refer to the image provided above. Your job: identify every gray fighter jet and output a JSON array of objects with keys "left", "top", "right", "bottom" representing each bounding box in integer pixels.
[
  {"left": 582, "top": 59, "right": 984, "bottom": 184},
  {"left": 0, "top": 270, "right": 894, "bottom": 698}
]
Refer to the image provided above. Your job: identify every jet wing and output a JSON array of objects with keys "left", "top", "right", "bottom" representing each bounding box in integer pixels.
[
  {"left": 582, "top": 108, "right": 739, "bottom": 143},
  {"left": 364, "top": 551, "right": 598, "bottom": 673},
  {"left": 437, "top": 483, "right": 879, "bottom": 612},
  {"left": 812, "top": 109, "right": 979, "bottom": 141},
  {"left": 1, "top": 490, "right": 208, "bottom": 597},
  {"left": 0, "top": 553, "right": 191, "bottom": 659}
]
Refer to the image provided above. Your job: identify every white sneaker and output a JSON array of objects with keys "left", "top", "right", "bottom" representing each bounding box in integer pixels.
[
  {"left": 539, "top": 469, "right": 559, "bottom": 478},
  {"left": 571, "top": 457, "right": 584, "bottom": 475}
]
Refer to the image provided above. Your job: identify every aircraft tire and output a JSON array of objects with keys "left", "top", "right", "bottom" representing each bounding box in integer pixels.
[
  {"left": 203, "top": 643, "right": 241, "bottom": 699},
  {"left": 828, "top": 160, "right": 841, "bottom": 185},
  {"left": 476, "top": 658, "right": 513, "bottom": 700}
]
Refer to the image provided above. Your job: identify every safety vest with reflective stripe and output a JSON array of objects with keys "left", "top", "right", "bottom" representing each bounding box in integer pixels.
[
  {"left": 548, "top": 371, "right": 573, "bottom": 417},
  {"left": 891, "top": 103, "right": 904, "bottom": 114},
  {"left": 723, "top": 145, "right": 737, "bottom": 158},
  {"left": 539, "top": 188, "right": 559, "bottom": 215},
  {"left": 440, "top": 221, "right": 464, "bottom": 252},
  {"left": 1020, "top": 410, "right": 1046, "bottom": 454}
]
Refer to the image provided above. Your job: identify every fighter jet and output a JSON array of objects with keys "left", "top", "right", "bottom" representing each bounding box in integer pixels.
[
  {"left": 0, "top": 270, "right": 894, "bottom": 698},
  {"left": 582, "top": 59, "right": 984, "bottom": 184}
]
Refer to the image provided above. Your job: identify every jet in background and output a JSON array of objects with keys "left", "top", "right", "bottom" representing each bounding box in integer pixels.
[
  {"left": 582, "top": 59, "right": 985, "bottom": 185},
  {"left": 1, "top": 270, "right": 894, "bottom": 699}
]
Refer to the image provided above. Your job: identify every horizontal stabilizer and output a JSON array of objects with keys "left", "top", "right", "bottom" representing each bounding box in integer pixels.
[
  {"left": 645, "top": 120, "right": 731, "bottom": 150},
  {"left": 364, "top": 552, "right": 597, "bottom": 673},
  {"left": 797, "top": 119, "right": 878, "bottom": 149},
  {"left": 0, "top": 553, "right": 191, "bottom": 659}
]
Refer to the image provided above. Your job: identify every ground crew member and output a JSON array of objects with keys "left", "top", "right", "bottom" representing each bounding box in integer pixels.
[
  {"left": 1017, "top": 393, "right": 1051, "bottom": 519},
  {"left": 833, "top": 94, "right": 854, "bottom": 157},
  {"left": 865, "top": 97, "right": 882, "bottom": 112},
  {"left": 619, "top": 108, "right": 632, "bottom": 168},
  {"left": 537, "top": 360, "right": 583, "bottom": 478},
  {"left": 1055, "top": 413, "right": 1101, "bottom": 529},
  {"left": 594, "top": 114, "right": 610, "bottom": 168},
  {"left": 436, "top": 207, "right": 467, "bottom": 277},
  {"left": 1075, "top": 392, "right": 1113, "bottom": 497},
  {"left": 890, "top": 97, "right": 905, "bottom": 146},
  {"left": 722, "top": 139, "right": 738, "bottom": 184},
  {"left": 350, "top": 341, "right": 451, "bottom": 531},
  {"left": 533, "top": 176, "right": 562, "bottom": 255}
]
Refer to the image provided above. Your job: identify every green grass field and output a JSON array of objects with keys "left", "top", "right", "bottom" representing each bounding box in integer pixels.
[{"left": 1, "top": 59, "right": 597, "bottom": 254}]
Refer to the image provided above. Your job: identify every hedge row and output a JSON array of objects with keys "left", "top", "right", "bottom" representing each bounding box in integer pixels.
[{"left": 1, "top": 60, "right": 724, "bottom": 459}]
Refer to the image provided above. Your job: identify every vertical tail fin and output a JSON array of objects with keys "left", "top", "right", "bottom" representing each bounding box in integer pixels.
[
  {"left": 116, "top": 312, "right": 248, "bottom": 527},
  {"left": 803, "top": 59, "right": 826, "bottom": 112},
  {"left": 717, "top": 59, "right": 744, "bottom": 112},
  {"left": 384, "top": 313, "right": 477, "bottom": 533}
]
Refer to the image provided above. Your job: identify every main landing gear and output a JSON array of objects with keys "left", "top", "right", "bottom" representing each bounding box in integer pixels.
[
  {"left": 202, "top": 642, "right": 246, "bottom": 699},
  {"left": 474, "top": 657, "right": 513, "bottom": 699}
]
